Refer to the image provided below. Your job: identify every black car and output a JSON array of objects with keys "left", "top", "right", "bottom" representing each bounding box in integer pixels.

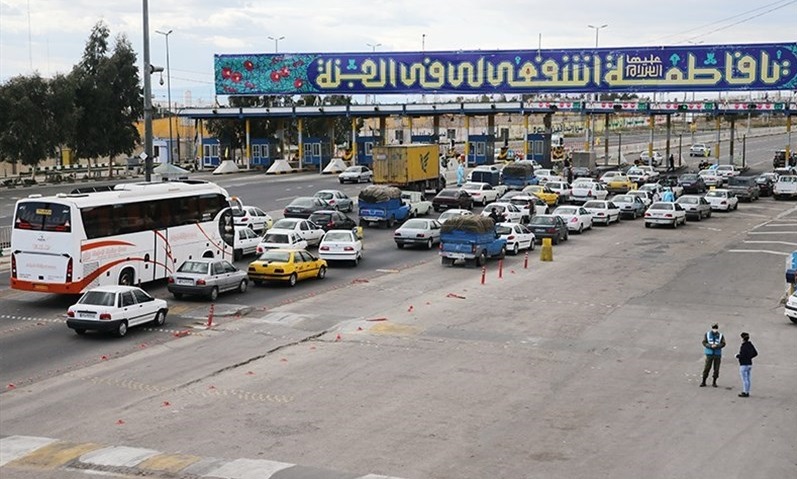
[
  {"left": 571, "top": 166, "right": 593, "bottom": 179},
  {"left": 528, "top": 214, "right": 569, "bottom": 245},
  {"left": 308, "top": 210, "right": 357, "bottom": 231},
  {"left": 755, "top": 173, "right": 778, "bottom": 197},
  {"left": 283, "top": 196, "right": 330, "bottom": 218},
  {"left": 726, "top": 176, "right": 760, "bottom": 202},
  {"left": 432, "top": 189, "right": 474, "bottom": 211},
  {"left": 678, "top": 173, "right": 707, "bottom": 194}
]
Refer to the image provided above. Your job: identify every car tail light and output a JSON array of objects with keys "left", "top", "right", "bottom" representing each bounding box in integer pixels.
[
  {"left": 570, "top": 218, "right": 577, "bottom": 223},
  {"left": 11, "top": 252, "right": 16, "bottom": 278},
  {"left": 283, "top": 209, "right": 288, "bottom": 215},
  {"left": 507, "top": 235, "right": 515, "bottom": 240},
  {"left": 720, "top": 201, "right": 727, "bottom": 205},
  {"left": 588, "top": 190, "right": 593, "bottom": 196},
  {"left": 99, "top": 313, "right": 112, "bottom": 320},
  {"left": 167, "top": 277, "right": 174, "bottom": 283},
  {"left": 256, "top": 246, "right": 263, "bottom": 253},
  {"left": 327, "top": 222, "right": 334, "bottom": 228},
  {"left": 196, "top": 279, "right": 206, "bottom": 285},
  {"left": 344, "top": 246, "right": 354, "bottom": 251},
  {"left": 274, "top": 268, "right": 284, "bottom": 273},
  {"left": 645, "top": 213, "right": 651, "bottom": 217},
  {"left": 664, "top": 214, "right": 673, "bottom": 218},
  {"left": 66, "top": 257, "right": 73, "bottom": 283},
  {"left": 416, "top": 233, "right": 426, "bottom": 238},
  {"left": 547, "top": 228, "right": 556, "bottom": 233},
  {"left": 394, "top": 232, "right": 402, "bottom": 237},
  {"left": 320, "top": 246, "right": 330, "bottom": 251},
  {"left": 241, "top": 217, "right": 249, "bottom": 222},
  {"left": 67, "top": 310, "right": 74, "bottom": 318}
]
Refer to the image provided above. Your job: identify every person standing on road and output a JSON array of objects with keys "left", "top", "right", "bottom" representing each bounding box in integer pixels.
[
  {"left": 661, "top": 187, "right": 675, "bottom": 202},
  {"left": 701, "top": 323, "right": 726, "bottom": 387},
  {"left": 456, "top": 159, "right": 465, "bottom": 187},
  {"left": 735, "top": 332, "right": 758, "bottom": 398},
  {"left": 668, "top": 154, "right": 675, "bottom": 171}
]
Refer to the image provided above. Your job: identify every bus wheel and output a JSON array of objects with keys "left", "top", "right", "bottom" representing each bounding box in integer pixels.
[{"left": 119, "top": 269, "right": 135, "bottom": 286}]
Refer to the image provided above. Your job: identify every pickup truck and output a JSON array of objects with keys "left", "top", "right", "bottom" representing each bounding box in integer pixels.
[
  {"left": 401, "top": 190, "right": 433, "bottom": 217},
  {"left": 439, "top": 216, "right": 506, "bottom": 266},
  {"left": 358, "top": 185, "right": 411, "bottom": 228},
  {"left": 726, "top": 176, "right": 760, "bottom": 202},
  {"left": 501, "top": 162, "right": 538, "bottom": 190}
]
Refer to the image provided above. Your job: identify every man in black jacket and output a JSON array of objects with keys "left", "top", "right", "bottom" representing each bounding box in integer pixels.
[{"left": 735, "top": 332, "right": 758, "bottom": 398}]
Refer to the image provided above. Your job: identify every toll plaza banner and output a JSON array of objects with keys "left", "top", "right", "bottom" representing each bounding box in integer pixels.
[{"left": 214, "top": 43, "right": 797, "bottom": 96}]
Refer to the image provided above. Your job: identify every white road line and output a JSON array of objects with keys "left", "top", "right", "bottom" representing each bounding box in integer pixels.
[
  {"left": 734, "top": 212, "right": 771, "bottom": 218},
  {"left": 747, "top": 231, "right": 797, "bottom": 235},
  {"left": 744, "top": 240, "right": 797, "bottom": 246},
  {"left": 728, "top": 249, "right": 789, "bottom": 256},
  {"left": 763, "top": 223, "right": 797, "bottom": 227},
  {"left": 275, "top": 196, "right": 295, "bottom": 202}
]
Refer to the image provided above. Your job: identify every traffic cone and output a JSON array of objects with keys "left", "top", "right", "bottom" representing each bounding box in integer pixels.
[{"left": 407, "top": 305, "right": 414, "bottom": 312}]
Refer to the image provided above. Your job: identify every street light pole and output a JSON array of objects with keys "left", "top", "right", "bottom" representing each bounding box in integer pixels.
[
  {"left": 587, "top": 24, "right": 608, "bottom": 153},
  {"left": 142, "top": 0, "right": 153, "bottom": 181},
  {"left": 366, "top": 43, "right": 382, "bottom": 104},
  {"left": 268, "top": 35, "right": 285, "bottom": 53},
  {"left": 156, "top": 29, "right": 173, "bottom": 164}
]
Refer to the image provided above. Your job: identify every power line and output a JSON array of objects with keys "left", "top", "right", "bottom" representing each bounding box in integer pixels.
[{"left": 684, "top": 0, "right": 797, "bottom": 43}]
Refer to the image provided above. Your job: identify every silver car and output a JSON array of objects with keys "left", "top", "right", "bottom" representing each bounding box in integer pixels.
[
  {"left": 394, "top": 218, "right": 442, "bottom": 249},
  {"left": 167, "top": 258, "right": 248, "bottom": 301},
  {"left": 338, "top": 165, "right": 373, "bottom": 184}
]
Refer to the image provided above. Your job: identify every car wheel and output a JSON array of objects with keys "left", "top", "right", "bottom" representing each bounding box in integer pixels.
[
  {"left": 476, "top": 251, "right": 487, "bottom": 266},
  {"left": 672, "top": 219, "right": 678, "bottom": 229},
  {"left": 74, "top": 328, "right": 86, "bottom": 335},
  {"left": 288, "top": 273, "right": 298, "bottom": 286},
  {"left": 253, "top": 279, "right": 263, "bottom": 286},
  {"left": 645, "top": 222, "right": 651, "bottom": 228},
  {"left": 512, "top": 243, "right": 519, "bottom": 255},
  {"left": 208, "top": 286, "right": 219, "bottom": 301},
  {"left": 553, "top": 234, "right": 560, "bottom": 245},
  {"left": 238, "top": 279, "right": 248, "bottom": 294},
  {"left": 233, "top": 249, "right": 242, "bottom": 261},
  {"left": 497, "top": 247, "right": 506, "bottom": 259},
  {"left": 577, "top": 224, "right": 583, "bottom": 234},
  {"left": 352, "top": 256, "right": 360, "bottom": 267},
  {"left": 426, "top": 238, "right": 433, "bottom": 249},
  {"left": 317, "top": 266, "right": 327, "bottom": 279},
  {"left": 442, "top": 257, "right": 454, "bottom": 266},
  {"left": 115, "top": 320, "right": 128, "bottom": 338},
  {"left": 172, "top": 292, "right": 183, "bottom": 299},
  {"left": 530, "top": 239, "right": 536, "bottom": 251},
  {"left": 396, "top": 242, "right": 405, "bottom": 249},
  {"left": 152, "top": 310, "right": 166, "bottom": 327}
]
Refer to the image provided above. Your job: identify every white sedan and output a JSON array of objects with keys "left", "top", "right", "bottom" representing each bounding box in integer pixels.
[
  {"left": 496, "top": 222, "right": 536, "bottom": 255},
  {"left": 233, "top": 226, "right": 262, "bottom": 260},
  {"left": 482, "top": 202, "right": 526, "bottom": 223},
  {"left": 318, "top": 229, "right": 363, "bottom": 265},
  {"left": 338, "top": 165, "right": 373, "bottom": 184},
  {"left": 627, "top": 190, "right": 654, "bottom": 207},
  {"left": 582, "top": 200, "right": 621, "bottom": 225},
  {"left": 462, "top": 182, "right": 500, "bottom": 205},
  {"left": 698, "top": 169, "right": 725, "bottom": 187},
  {"left": 437, "top": 208, "right": 473, "bottom": 224},
  {"left": 704, "top": 189, "right": 739, "bottom": 211},
  {"left": 570, "top": 181, "right": 609, "bottom": 203},
  {"left": 644, "top": 202, "right": 687, "bottom": 228},
  {"left": 256, "top": 230, "right": 309, "bottom": 253},
  {"left": 715, "top": 165, "right": 741, "bottom": 178},
  {"left": 269, "top": 218, "right": 326, "bottom": 246},
  {"left": 314, "top": 189, "right": 354, "bottom": 213},
  {"left": 232, "top": 205, "right": 273, "bottom": 233},
  {"left": 546, "top": 180, "right": 572, "bottom": 203},
  {"left": 66, "top": 286, "right": 168, "bottom": 337},
  {"left": 394, "top": 218, "right": 442, "bottom": 249},
  {"left": 552, "top": 205, "right": 594, "bottom": 233}
]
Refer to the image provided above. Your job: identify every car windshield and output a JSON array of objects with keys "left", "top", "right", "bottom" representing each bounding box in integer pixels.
[
  {"left": 531, "top": 216, "right": 555, "bottom": 225},
  {"left": 263, "top": 233, "right": 289, "bottom": 243},
  {"left": 177, "top": 261, "right": 210, "bottom": 274},
  {"left": 79, "top": 291, "right": 117, "bottom": 306},
  {"left": 649, "top": 203, "right": 673, "bottom": 210},
  {"left": 554, "top": 207, "right": 577, "bottom": 215},
  {"left": 324, "top": 231, "right": 352, "bottom": 242},
  {"left": 437, "top": 190, "right": 458, "bottom": 198},
  {"left": 290, "top": 198, "right": 315, "bottom": 207},
  {"left": 402, "top": 219, "right": 429, "bottom": 229},
  {"left": 613, "top": 196, "right": 632, "bottom": 203},
  {"left": 309, "top": 213, "right": 332, "bottom": 223},
  {"left": 680, "top": 174, "right": 698, "bottom": 181},
  {"left": 572, "top": 182, "right": 593, "bottom": 188},
  {"left": 678, "top": 197, "right": 698, "bottom": 204},
  {"left": 272, "top": 218, "right": 299, "bottom": 229},
  {"left": 495, "top": 225, "right": 513, "bottom": 235},
  {"left": 440, "top": 211, "right": 467, "bottom": 220},
  {"left": 462, "top": 183, "right": 484, "bottom": 190},
  {"left": 257, "top": 251, "right": 292, "bottom": 262},
  {"left": 231, "top": 209, "right": 246, "bottom": 218},
  {"left": 315, "top": 192, "right": 333, "bottom": 200},
  {"left": 344, "top": 166, "right": 360, "bottom": 173},
  {"left": 583, "top": 201, "right": 604, "bottom": 208},
  {"left": 705, "top": 191, "right": 725, "bottom": 197}
]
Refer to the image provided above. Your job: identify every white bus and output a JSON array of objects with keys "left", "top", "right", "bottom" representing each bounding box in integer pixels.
[{"left": 11, "top": 181, "right": 234, "bottom": 294}]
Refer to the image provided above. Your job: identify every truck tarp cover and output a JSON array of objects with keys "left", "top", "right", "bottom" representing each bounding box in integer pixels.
[
  {"left": 502, "top": 163, "right": 534, "bottom": 176},
  {"left": 441, "top": 215, "right": 495, "bottom": 234},
  {"left": 359, "top": 185, "right": 402, "bottom": 203}
]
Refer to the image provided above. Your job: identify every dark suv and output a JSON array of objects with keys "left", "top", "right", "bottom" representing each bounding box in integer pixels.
[
  {"left": 727, "top": 176, "right": 760, "bottom": 202},
  {"left": 678, "top": 173, "right": 707, "bottom": 194}
]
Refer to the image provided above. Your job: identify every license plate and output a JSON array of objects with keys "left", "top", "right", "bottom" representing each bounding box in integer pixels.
[
  {"left": 362, "top": 217, "right": 380, "bottom": 222},
  {"left": 448, "top": 253, "right": 466, "bottom": 259},
  {"left": 79, "top": 312, "right": 95, "bottom": 318},
  {"left": 178, "top": 279, "right": 193, "bottom": 285}
]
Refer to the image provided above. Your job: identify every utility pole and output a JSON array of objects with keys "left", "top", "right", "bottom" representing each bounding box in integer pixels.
[
  {"left": 156, "top": 29, "right": 173, "bottom": 164},
  {"left": 142, "top": 0, "right": 153, "bottom": 181}
]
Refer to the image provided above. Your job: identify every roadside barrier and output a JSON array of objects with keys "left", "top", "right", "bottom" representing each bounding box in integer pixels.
[{"left": 540, "top": 238, "right": 553, "bottom": 262}]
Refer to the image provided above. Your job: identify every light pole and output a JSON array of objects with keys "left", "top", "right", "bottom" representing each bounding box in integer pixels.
[
  {"left": 155, "top": 29, "right": 173, "bottom": 164},
  {"left": 587, "top": 24, "right": 607, "bottom": 152},
  {"left": 268, "top": 35, "right": 285, "bottom": 53},
  {"left": 366, "top": 43, "right": 382, "bottom": 104}
]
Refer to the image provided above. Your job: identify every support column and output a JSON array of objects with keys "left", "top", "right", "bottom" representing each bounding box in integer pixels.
[
  {"left": 523, "top": 114, "right": 530, "bottom": 160},
  {"left": 351, "top": 118, "right": 357, "bottom": 163},
  {"left": 297, "top": 118, "right": 304, "bottom": 170},
  {"left": 245, "top": 118, "right": 251, "bottom": 170},
  {"left": 464, "top": 116, "right": 471, "bottom": 158},
  {"left": 665, "top": 114, "right": 672, "bottom": 162},
  {"left": 198, "top": 120, "right": 204, "bottom": 171},
  {"left": 326, "top": 118, "right": 335, "bottom": 173},
  {"left": 379, "top": 117, "right": 387, "bottom": 146},
  {"left": 406, "top": 116, "right": 413, "bottom": 144},
  {"left": 647, "top": 115, "right": 655, "bottom": 164},
  {"left": 604, "top": 113, "right": 610, "bottom": 166},
  {"left": 786, "top": 115, "right": 793, "bottom": 161},
  {"left": 277, "top": 119, "right": 286, "bottom": 163},
  {"left": 715, "top": 116, "right": 722, "bottom": 161},
  {"left": 728, "top": 117, "right": 736, "bottom": 165},
  {"left": 543, "top": 113, "right": 553, "bottom": 169}
]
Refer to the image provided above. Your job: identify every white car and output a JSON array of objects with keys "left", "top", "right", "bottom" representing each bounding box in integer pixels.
[
  {"left": 269, "top": 218, "right": 326, "bottom": 246},
  {"left": 627, "top": 165, "right": 660, "bottom": 184},
  {"left": 704, "top": 189, "right": 739, "bottom": 211},
  {"left": 582, "top": 200, "right": 621, "bottom": 225},
  {"left": 314, "top": 189, "right": 354, "bottom": 213},
  {"left": 689, "top": 143, "right": 711, "bottom": 157},
  {"left": 698, "top": 169, "right": 725, "bottom": 187},
  {"left": 553, "top": 205, "right": 593, "bottom": 233},
  {"left": 66, "top": 285, "right": 168, "bottom": 337},
  {"left": 676, "top": 195, "right": 712, "bottom": 221},
  {"left": 318, "top": 229, "right": 363, "bottom": 265},
  {"left": 506, "top": 195, "right": 546, "bottom": 219},
  {"left": 401, "top": 190, "right": 433, "bottom": 217},
  {"left": 467, "top": 164, "right": 503, "bottom": 182},
  {"left": 338, "top": 165, "right": 373, "bottom": 183},
  {"left": 233, "top": 226, "right": 262, "bottom": 260},
  {"left": 232, "top": 205, "right": 273, "bottom": 233},
  {"left": 496, "top": 222, "right": 536, "bottom": 255},
  {"left": 785, "top": 291, "right": 797, "bottom": 324},
  {"left": 462, "top": 182, "right": 500, "bottom": 205},
  {"left": 774, "top": 175, "right": 797, "bottom": 199},
  {"left": 644, "top": 202, "right": 687, "bottom": 228},
  {"left": 394, "top": 218, "right": 442, "bottom": 249},
  {"left": 256, "top": 230, "right": 308, "bottom": 253},
  {"left": 612, "top": 194, "right": 647, "bottom": 219},
  {"left": 639, "top": 151, "right": 663, "bottom": 166},
  {"left": 546, "top": 180, "right": 572, "bottom": 203},
  {"left": 534, "top": 169, "right": 558, "bottom": 183},
  {"left": 482, "top": 202, "right": 526, "bottom": 223},
  {"left": 627, "top": 190, "right": 654, "bottom": 207},
  {"left": 570, "top": 180, "right": 608, "bottom": 203},
  {"left": 437, "top": 208, "right": 473, "bottom": 224},
  {"left": 715, "top": 165, "right": 741, "bottom": 178},
  {"left": 599, "top": 170, "right": 622, "bottom": 183},
  {"left": 638, "top": 183, "right": 663, "bottom": 202}
]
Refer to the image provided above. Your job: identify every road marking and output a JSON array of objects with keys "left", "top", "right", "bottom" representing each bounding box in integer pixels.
[
  {"left": 275, "top": 196, "right": 295, "bottom": 201},
  {"left": 744, "top": 240, "right": 797, "bottom": 246},
  {"left": 747, "top": 231, "right": 797, "bottom": 235},
  {"left": 8, "top": 440, "right": 103, "bottom": 469},
  {"left": 0, "top": 436, "right": 58, "bottom": 467},
  {"left": 728, "top": 249, "right": 789, "bottom": 256},
  {"left": 734, "top": 212, "right": 771, "bottom": 218},
  {"left": 138, "top": 453, "right": 203, "bottom": 473}
]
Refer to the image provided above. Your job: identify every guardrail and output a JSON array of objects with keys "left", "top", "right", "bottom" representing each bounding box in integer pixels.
[{"left": 0, "top": 225, "right": 11, "bottom": 251}]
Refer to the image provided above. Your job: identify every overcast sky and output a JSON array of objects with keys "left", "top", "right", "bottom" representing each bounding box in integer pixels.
[{"left": 1, "top": 0, "right": 796, "bottom": 106}]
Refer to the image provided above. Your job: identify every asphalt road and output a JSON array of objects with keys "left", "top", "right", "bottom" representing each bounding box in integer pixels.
[{"left": 0, "top": 133, "right": 795, "bottom": 478}]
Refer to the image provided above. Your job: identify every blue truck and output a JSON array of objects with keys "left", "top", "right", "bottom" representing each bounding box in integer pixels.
[
  {"left": 358, "top": 186, "right": 411, "bottom": 228},
  {"left": 501, "top": 162, "right": 538, "bottom": 190},
  {"left": 439, "top": 217, "right": 507, "bottom": 266}
]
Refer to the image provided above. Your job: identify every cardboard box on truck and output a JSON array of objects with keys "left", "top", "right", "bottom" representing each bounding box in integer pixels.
[{"left": 372, "top": 144, "right": 440, "bottom": 186}]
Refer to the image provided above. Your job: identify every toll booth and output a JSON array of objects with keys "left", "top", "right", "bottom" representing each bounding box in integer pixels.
[
  {"left": 526, "top": 133, "right": 555, "bottom": 169},
  {"left": 301, "top": 136, "right": 333, "bottom": 169},
  {"left": 410, "top": 134, "right": 438, "bottom": 144},
  {"left": 466, "top": 134, "right": 495, "bottom": 166},
  {"left": 201, "top": 138, "right": 222, "bottom": 168},
  {"left": 250, "top": 138, "right": 278, "bottom": 169},
  {"left": 355, "top": 134, "right": 381, "bottom": 166}
]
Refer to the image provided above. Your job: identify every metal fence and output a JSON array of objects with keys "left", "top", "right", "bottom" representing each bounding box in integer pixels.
[{"left": 0, "top": 225, "right": 11, "bottom": 250}]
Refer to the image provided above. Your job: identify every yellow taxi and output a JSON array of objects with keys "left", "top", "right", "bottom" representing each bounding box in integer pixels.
[
  {"left": 247, "top": 249, "right": 327, "bottom": 287},
  {"left": 605, "top": 174, "right": 637, "bottom": 194},
  {"left": 521, "top": 184, "right": 560, "bottom": 206}
]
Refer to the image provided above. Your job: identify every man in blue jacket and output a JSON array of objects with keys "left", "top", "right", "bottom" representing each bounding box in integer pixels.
[{"left": 701, "top": 323, "right": 726, "bottom": 387}]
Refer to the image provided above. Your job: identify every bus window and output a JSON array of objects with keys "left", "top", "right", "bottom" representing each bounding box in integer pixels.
[
  {"left": 15, "top": 201, "right": 71, "bottom": 232},
  {"left": 82, "top": 205, "right": 114, "bottom": 239}
]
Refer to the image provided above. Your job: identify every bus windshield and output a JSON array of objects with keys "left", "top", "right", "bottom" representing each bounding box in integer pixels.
[{"left": 14, "top": 201, "right": 72, "bottom": 232}]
